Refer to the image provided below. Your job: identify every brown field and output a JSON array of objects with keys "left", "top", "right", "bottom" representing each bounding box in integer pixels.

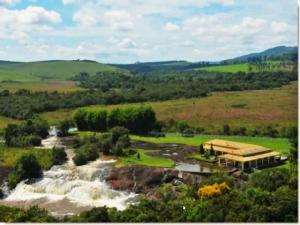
[
  {"left": 38, "top": 82, "right": 298, "bottom": 132},
  {"left": 0, "top": 81, "right": 83, "bottom": 93}
]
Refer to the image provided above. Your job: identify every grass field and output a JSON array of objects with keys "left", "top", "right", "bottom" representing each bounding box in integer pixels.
[
  {"left": 118, "top": 149, "right": 175, "bottom": 168},
  {"left": 0, "top": 144, "right": 53, "bottom": 169},
  {"left": 39, "top": 82, "right": 298, "bottom": 132},
  {"left": 0, "top": 81, "right": 83, "bottom": 93},
  {"left": 131, "top": 134, "right": 291, "bottom": 155},
  {"left": 0, "top": 60, "right": 121, "bottom": 82},
  {"left": 196, "top": 61, "right": 292, "bottom": 73}
]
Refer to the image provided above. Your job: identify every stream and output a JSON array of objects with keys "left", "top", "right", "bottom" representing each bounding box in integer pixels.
[{"left": 0, "top": 128, "right": 137, "bottom": 217}]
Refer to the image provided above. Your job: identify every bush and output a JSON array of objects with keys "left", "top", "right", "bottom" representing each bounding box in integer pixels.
[
  {"left": 176, "top": 121, "right": 189, "bottom": 133},
  {"left": 8, "top": 154, "right": 42, "bottom": 189},
  {"left": 68, "top": 207, "right": 110, "bottom": 222},
  {"left": 52, "top": 147, "right": 67, "bottom": 165},
  {"left": 222, "top": 124, "right": 231, "bottom": 135},
  {"left": 73, "top": 144, "right": 99, "bottom": 166},
  {"left": 73, "top": 151, "right": 87, "bottom": 166},
  {"left": 0, "top": 205, "right": 56, "bottom": 222},
  {"left": 0, "top": 188, "right": 3, "bottom": 199},
  {"left": 110, "top": 126, "right": 129, "bottom": 144},
  {"left": 4, "top": 118, "right": 48, "bottom": 147},
  {"left": 148, "top": 131, "right": 166, "bottom": 137},
  {"left": 249, "top": 167, "right": 291, "bottom": 192},
  {"left": 58, "top": 119, "right": 74, "bottom": 137}
]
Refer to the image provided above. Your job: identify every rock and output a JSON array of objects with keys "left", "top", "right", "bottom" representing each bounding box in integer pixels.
[
  {"left": 106, "top": 166, "right": 178, "bottom": 193},
  {"left": 173, "top": 179, "right": 184, "bottom": 186}
]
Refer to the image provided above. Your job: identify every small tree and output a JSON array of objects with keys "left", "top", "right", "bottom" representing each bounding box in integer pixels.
[
  {"left": 223, "top": 124, "right": 230, "bottom": 135},
  {"left": 137, "top": 152, "right": 141, "bottom": 160},
  {"left": 8, "top": 154, "right": 42, "bottom": 189},
  {"left": 199, "top": 144, "right": 205, "bottom": 154}
]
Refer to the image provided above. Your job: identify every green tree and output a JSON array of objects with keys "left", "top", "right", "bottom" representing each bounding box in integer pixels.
[{"left": 8, "top": 154, "right": 42, "bottom": 189}]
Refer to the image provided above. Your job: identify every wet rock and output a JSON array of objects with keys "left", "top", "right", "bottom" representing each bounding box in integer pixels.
[
  {"left": 173, "top": 179, "right": 184, "bottom": 186},
  {"left": 106, "top": 166, "right": 178, "bottom": 193}
]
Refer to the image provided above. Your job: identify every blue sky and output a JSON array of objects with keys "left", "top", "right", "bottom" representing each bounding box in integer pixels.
[{"left": 0, "top": 0, "right": 298, "bottom": 63}]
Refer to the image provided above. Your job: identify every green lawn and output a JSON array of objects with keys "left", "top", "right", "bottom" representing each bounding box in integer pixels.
[
  {"left": 131, "top": 134, "right": 291, "bottom": 155},
  {"left": 0, "top": 144, "right": 53, "bottom": 169},
  {"left": 119, "top": 149, "right": 175, "bottom": 168}
]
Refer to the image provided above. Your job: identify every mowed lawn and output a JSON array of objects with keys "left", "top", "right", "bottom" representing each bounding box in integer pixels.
[
  {"left": 118, "top": 149, "right": 175, "bottom": 168},
  {"left": 131, "top": 134, "right": 291, "bottom": 155},
  {"left": 0, "top": 144, "right": 53, "bottom": 169},
  {"left": 40, "top": 82, "right": 298, "bottom": 132},
  {"left": 0, "top": 81, "right": 83, "bottom": 93}
]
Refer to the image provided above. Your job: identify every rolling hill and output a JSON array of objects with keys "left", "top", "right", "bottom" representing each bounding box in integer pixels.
[
  {"left": 223, "top": 46, "right": 298, "bottom": 63},
  {"left": 113, "top": 46, "right": 297, "bottom": 73},
  {"left": 0, "top": 60, "right": 122, "bottom": 82}
]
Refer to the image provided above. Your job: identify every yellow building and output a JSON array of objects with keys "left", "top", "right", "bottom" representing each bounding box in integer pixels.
[{"left": 203, "top": 139, "right": 281, "bottom": 170}]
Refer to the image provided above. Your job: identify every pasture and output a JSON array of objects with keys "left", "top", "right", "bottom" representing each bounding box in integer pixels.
[
  {"left": 0, "top": 81, "right": 83, "bottom": 93},
  {"left": 196, "top": 61, "right": 292, "bottom": 73},
  {"left": 40, "top": 82, "right": 298, "bottom": 133},
  {"left": 0, "top": 60, "right": 121, "bottom": 82}
]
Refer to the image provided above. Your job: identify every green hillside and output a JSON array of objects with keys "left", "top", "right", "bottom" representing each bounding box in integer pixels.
[
  {"left": 0, "top": 60, "right": 121, "bottom": 82},
  {"left": 196, "top": 61, "right": 294, "bottom": 73}
]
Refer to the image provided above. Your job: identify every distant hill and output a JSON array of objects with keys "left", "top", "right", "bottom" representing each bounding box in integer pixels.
[
  {"left": 112, "top": 60, "right": 213, "bottom": 73},
  {"left": 113, "top": 46, "right": 297, "bottom": 73},
  {"left": 0, "top": 60, "right": 122, "bottom": 82},
  {"left": 223, "top": 46, "right": 298, "bottom": 64}
]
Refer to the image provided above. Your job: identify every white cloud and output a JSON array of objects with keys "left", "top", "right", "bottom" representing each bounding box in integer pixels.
[
  {"left": 164, "top": 22, "right": 180, "bottom": 31},
  {"left": 62, "top": 0, "right": 76, "bottom": 5},
  {"left": 271, "top": 21, "right": 288, "bottom": 33},
  {"left": 0, "top": 6, "right": 61, "bottom": 43},
  {"left": 0, "top": 6, "right": 61, "bottom": 26},
  {"left": 0, "top": 0, "right": 19, "bottom": 6}
]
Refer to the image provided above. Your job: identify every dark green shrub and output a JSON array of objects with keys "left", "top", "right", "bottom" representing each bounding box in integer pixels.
[
  {"left": 4, "top": 118, "right": 48, "bottom": 147},
  {"left": 58, "top": 119, "right": 74, "bottom": 137},
  {"left": 73, "top": 151, "right": 87, "bottom": 166},
  {"left": 73, "top": 144, "right": 99, "bottom": 166},
  {"left": 0, "top": 188, "right": 3, "bottom": 199},
  {"left": 8, "top": 154, "right": 42, "bottom": 189},
  {"left": 68, "top": 207, "right": 110, "bottom": 222},
  {"left": 52, "top": 147, "right": 67, "bottom": 165},
  {"left": 110, "top": 126, "right": 129, "bottom": 144}
]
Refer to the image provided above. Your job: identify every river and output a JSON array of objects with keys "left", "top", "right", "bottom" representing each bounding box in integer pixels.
[{"left": 0, "top": 128, "right": 137, "bottom": 217}]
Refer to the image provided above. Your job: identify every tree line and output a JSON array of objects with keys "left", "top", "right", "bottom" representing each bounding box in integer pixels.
[{"left": 73, "top": 106, "right": 158, "bottom": 135}]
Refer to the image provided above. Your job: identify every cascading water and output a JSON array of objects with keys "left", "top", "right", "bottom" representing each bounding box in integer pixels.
[{"left": 1, "top": 127, "right": 137, "bottom": 217}]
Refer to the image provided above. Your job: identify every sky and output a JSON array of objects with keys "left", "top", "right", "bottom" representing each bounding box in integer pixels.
[{"left": 0, "top": 0, "right": 298, "bottom": 63}]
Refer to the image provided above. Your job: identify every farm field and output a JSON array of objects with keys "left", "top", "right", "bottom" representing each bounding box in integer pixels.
[
  {"left": 39, "top": 82, "right": 297, "bottom": 132},
  {"left": 0, "top": 81, "right": 83, "bottom": 93},
  {"left": 196, "top": 61, "right": 291, "bottom": 73},
  {"left": 118, "top": 149, "right": 175, "bottom": 168},
  {"left": 131, "top": 134, "right": 291, "bottom": 155},
  {"left": 0, "top": 144, "right": 53, "bottom": 169}
]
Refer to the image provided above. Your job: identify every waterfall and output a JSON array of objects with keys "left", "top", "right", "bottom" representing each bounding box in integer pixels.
[{"left": 1, "top": 128, "right": 137, "bottom": 216}]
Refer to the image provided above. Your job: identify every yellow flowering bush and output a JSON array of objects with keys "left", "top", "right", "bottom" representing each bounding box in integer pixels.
[{"left": 198, "top": 182, "right": 230, "bottom": 199}]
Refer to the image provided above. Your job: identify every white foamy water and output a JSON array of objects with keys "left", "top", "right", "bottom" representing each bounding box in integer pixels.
[{"left": 2, "top": 129, "right": 137, "bottom": 216}]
